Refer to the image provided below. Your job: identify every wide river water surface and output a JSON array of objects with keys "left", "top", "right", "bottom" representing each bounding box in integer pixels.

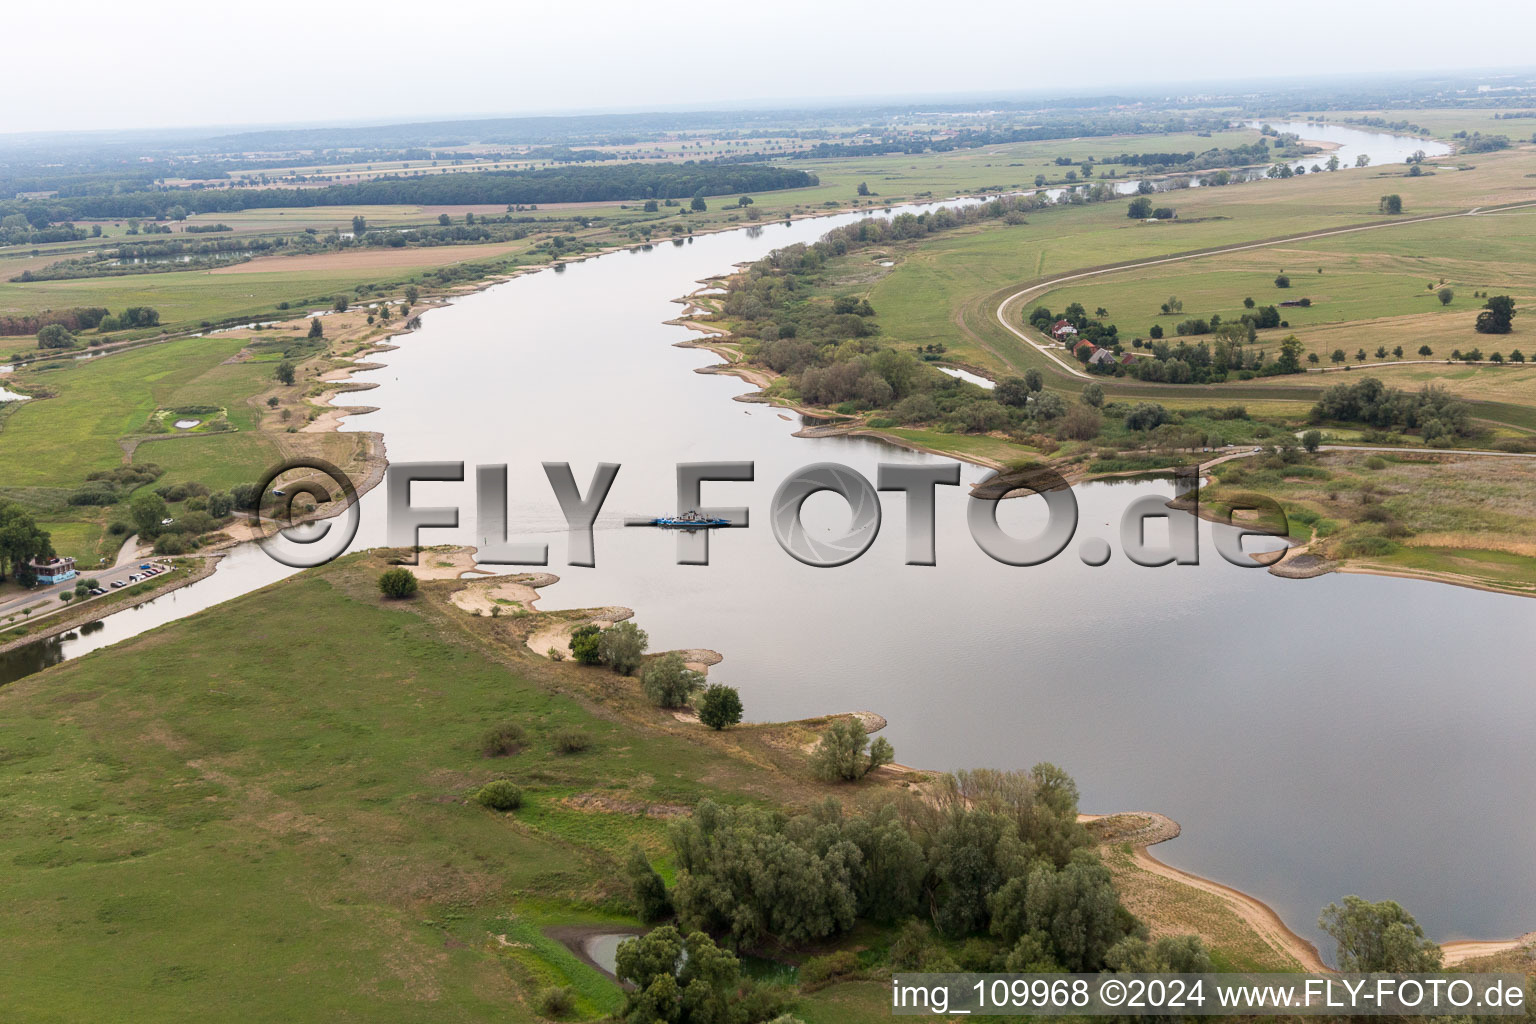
[{"left": 4, "top": 181, "right": 1531, "bottom": 955}]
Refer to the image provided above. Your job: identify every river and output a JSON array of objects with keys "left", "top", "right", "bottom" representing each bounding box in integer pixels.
[
  {"left": 3, "top": 165, "right": 1532, "bottom": 955},
  {"left": 1249, "top": 119, "right": 1452, "bottom": 169}
]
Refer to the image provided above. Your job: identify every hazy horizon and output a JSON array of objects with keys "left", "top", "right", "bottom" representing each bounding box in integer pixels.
[{"left": 8, "top": 0, "right": 1536, "bottom": 135}]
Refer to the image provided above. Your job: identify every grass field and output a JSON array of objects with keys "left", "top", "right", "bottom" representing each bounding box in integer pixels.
[
  {"left": 1202, "top": 450, "right": 1536, "bottom": 593},
  {"left": 0, "top": 336, "right": 268, "bottom": 488},
  {"left": 1321, "top": 108, "right": 1536, "bottom": 141},
  {"left": 0, "top": 552, "right": 1312, "bottom": 1020}
]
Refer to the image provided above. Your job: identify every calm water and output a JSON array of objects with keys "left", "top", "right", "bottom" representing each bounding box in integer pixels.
[
  {"left": 4, "top": 154, "right": 1532, "bottom": 953},
  {"left": 1247, "top": 120, "right": 1452, "bottom": 168}
]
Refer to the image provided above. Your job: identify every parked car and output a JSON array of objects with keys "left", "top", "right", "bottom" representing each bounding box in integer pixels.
[
  {"left": 139, "top": 563, "right": 152, "bottom": 570},
  {"left": 111, "top": 580, "right": 126, "bottom": 589}
]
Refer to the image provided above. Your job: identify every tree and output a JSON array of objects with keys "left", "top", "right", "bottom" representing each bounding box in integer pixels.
[
  {"left": 1330, "top": 349, "right": 1346, "bottom": 364},
  {"left": 599, "top": 621, "right": 649, "bottom": 675},
  {"left": 690, "top": 190, "right": 707, "bottom": 212},
  {"left": 1002, "top": 855, "right": 1128, "bottom": 971},
  {"left": 856, "top": 182, "right": 870, "bottom": 196},
  {"left": 438, "top": 213, "right": 451, "bottom": 226},
  {"left": 1301, "top": 429, "right": 1323, "bottom": 452},
  {"left": 130, "top": 491, "right": 169, "bottom": 537},
  {"left": 569, "top": 624, "right": 603, "bottom": 664},
  {"left": 811, "top": 718, "right": 892, "bottom": 781},
  {"left": 1392, "top": 346, "right": 1404, "bottom": 358},
  {"left": 1274, "top": 274, "right": 1290, "bottom": 289},
  {"left": 332, "top": 295, "right": 349, "bottom": 313},
  {"left": 1123, "top": 402, "right": 1172, "bottom": 431},
  {"left": 641, "top": 651, "right": 702, "bottom": 707},
  {"left": 1243, "top": 296, "right": 1255, "bottom": 308},
  {"left": 995, "top": 377, "right": 1030, "bottom": 407},
  {"left": 378, "top": 567, "right": 418, "bottom": 598},
  {"left": 207, "top": 492, "right": 233, "bottom": 518},
  {"left": 643, "top": 199, "right": 659, "bottom": 212},
  {"left": 1418, "top": 345, "right": 1433, "bottom": 357},
  {"left": 614, "top": 927, "right": 774, "bottom": 1024},
  {"left": 1378, "top": 194, "right": 1403, "bottom": 214},
  {"left": 1034, "top": 175, "right": 1047, "bottom": 187},
  {"left": 0, "top": 500, "right": 53, "bottom": 584},
  {"left": 1308, "top": 352, "right": 1320, "bottom": 364},
  {"left": 168, "top": 204, "right": 188, "bottom": 222},
  {"left": 404, "top": 284, "right": 420, "bottom": 304},
  {"left": 1437, "top": 286, "right": 1454, "bottom": 306},
  {"left": 1081, "top": 382, "right": 1104, "bottom": 408},
  {"left": 737, "top": 195, "right": 753, "bottom": 207},
  {"left": 307, "top": 317, "right": 323, "bottom": 339},
  {"left": 351, "top": 214, "right": 367, "bottom": 235},
  {"left": 1024, "top": 368, "right": 1043, "bottom": 393},
  {"left": 1148, "top": 323, "right": 1163, "bottom": 339},
  {"left": 37, "top": 323, "right": 75, "bottom": 349},
  {"left": 1476, "top": 295, "right": 1517, "bottom": 334},
  {"left": 1127, "top": 196, "right": 1153, "bottom": 219},
  {"left": 1327, "top": 153, "right": 1341, "bottom": 172},
  {"left": 1319, "top": 896, "right": 1443, "bottom": 972},
  {"left": 1355, "top": 348, "right": 1367, "bottom": 362},
  {"left": 275, "top": 360, "right": 297, "bottom": 386},
  {"left": 697, "top": 684, "right": 743, "bottom": 730},
  {"left": 1375, "top": 346, "right": 1387, "bottom": 359},
  {"left": 1276, "top": 334, "right": 1304, "bottom": 374},
  {"left": 626, "top": 846, "right": 671, "bottom": 922},
  {"left": 1355, "top": 154, "right": 1371, "bottom": 168}
]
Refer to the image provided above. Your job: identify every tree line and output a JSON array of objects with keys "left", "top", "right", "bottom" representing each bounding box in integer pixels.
[{"left": 6, "top": 164, "right": 819, "bottom": 221}]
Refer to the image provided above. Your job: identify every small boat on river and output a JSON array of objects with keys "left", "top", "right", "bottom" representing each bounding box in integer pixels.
[{"left": 647, "top": 510, "right": 730, "bottom": 527}]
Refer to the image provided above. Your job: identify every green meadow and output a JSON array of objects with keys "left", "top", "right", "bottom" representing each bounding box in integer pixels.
[{"left": 0, "top": 556, "right": 880, "bottom": 1022}]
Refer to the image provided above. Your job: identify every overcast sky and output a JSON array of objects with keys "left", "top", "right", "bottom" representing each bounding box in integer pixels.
[{"left": 8, "top": 0, "right": 1536, "bottom": 135}]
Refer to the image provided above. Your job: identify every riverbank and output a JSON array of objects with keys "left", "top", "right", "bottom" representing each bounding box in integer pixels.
[{"left": 0, "top": 554, "right": 220, "bottom": 656}]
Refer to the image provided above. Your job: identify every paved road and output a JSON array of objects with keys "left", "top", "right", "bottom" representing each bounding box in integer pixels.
[
  {"left": 991, "top": 200, "right": 1536, "bottom": 381},
  {"left": 0, "top": 557, "right": 173, "bottom": 624},
  {"left": 1195, "top": 442, "right": 1536, "bottom": 473}
]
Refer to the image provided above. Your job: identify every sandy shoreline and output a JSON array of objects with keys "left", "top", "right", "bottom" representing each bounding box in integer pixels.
[{"left": 15, "top": 193, "right": 1531, "bottom": 965}]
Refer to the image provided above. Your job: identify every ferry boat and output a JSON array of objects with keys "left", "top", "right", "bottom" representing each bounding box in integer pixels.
[{"left": 648, "top": 510, "right": 730, "bottom": 527}]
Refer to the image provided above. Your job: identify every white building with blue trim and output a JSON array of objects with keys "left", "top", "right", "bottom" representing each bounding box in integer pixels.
[{"left": 30, "top": 556, "right": 77, "bottom": 585}]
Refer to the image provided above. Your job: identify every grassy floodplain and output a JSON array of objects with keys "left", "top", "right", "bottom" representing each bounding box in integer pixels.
[
  {"left": 1029, "top": 205, "right": 1536, "bottom": 363},
  {"left": 1202, "top": 449, "right": 1536, "bottom": 593},
  {"left": 0, "top": 551, "right": 1311, "bottom": 1022}
]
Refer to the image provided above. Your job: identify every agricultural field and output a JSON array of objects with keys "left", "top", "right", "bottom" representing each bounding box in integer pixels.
[
  {"left": 1321, "top": 107, "right": 1536, "bottom": 140},
  {"left": 1029, "top": 208, "right": 1536, "bottom": 360},
  {"left": 830, "top": 148, "right": 1536, "bottom": 400}
]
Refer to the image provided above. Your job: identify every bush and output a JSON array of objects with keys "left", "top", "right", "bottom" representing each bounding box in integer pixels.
[
  {"left": 599, "top": 621, "right": 649, "bottom": 675},
  {"left": 641, "top": 651, "right": 702, "bottom": 707},
  {"left": 568, "top": 624, "right": 602, "bottom": 664},
  {"left": 811, "top": 718, "right": 893, "bottom": 781},
  {"left": 475, "top": 780, "right": 523, "bottom": 811},
  {"left": 627, "top": 846, "right": 672, "bottom": 922},
  {"left": 553, "top": 729, "right": 591, "bottom": 754},
  {"left": 378, "top": 567, "right": 418, "bottom": 599},
  {"left": 154, "top": 534, "right": 189, "bottom": 555},
  {"left": 480, "top": 722, "right": 527, "bottom": 757},
  {"left": 697, "top": 684, "right": 744, "bottom": 730},
  {"left": 536, "top": 987, "right": 575, "bottom": 1018},
  {"left": 798, "top": 950, "right": 860, "bottom": 990}
]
